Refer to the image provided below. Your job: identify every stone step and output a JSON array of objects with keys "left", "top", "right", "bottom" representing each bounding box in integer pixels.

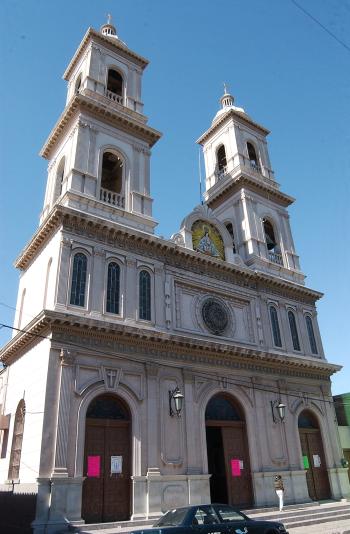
[
  {"left": 285, "top": 513, "right": 350, "bottom": 529},
  {"left": 259, "top": 505, "right": 350, "bottom": 523}
]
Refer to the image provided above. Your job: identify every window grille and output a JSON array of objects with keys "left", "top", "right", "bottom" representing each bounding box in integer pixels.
[
  {"left": 70, "top": 253, "right": 87, "bottom": 307},
  {"left": 288, "top": 310, "right": 300, "bottom": 351},
  {"left": 106, "top": 262, "right": 120, "bottom": 314},
  {"left": 269, "top": 306, "right": 282, "bottom": 347},
  {"left": 306, "top": 316, "right": 318, "bottom": 354},
  {"left": 139, "top": 270, "right": 151, "bottom": 321}
]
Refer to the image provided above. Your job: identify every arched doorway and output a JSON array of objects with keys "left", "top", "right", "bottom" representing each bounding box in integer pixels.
[
  {"left": 205, "top": 394, "right": 253, "bottom": 507},
  {"left": 82, "top": 394, "right": 131, "bottom": 523},
  {"left": 298, "top": 410, "right": 331, "bottom": 500}
]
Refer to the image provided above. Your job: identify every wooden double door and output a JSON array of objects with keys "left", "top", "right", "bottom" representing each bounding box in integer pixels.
[
  {"left": 299, "top": 428, "right": 330, "bottom": 501},
  {"left": 206, "top": 421, "right": 253, "bottom": 508},
  {"left": 82, "top": 418, "right": 131, "bottom": 523}
]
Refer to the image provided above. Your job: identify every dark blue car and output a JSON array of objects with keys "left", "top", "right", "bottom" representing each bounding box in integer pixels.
[{"left": 130, "top": 504, "right": 288, "bottom": 534}]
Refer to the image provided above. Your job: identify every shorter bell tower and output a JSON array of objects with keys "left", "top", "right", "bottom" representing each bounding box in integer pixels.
[
  {"left": 40, "top": 17, "right": 162, "bottom": 234},
  {"left": 197, "top": 87, "right": 303, "bottom": 284}
]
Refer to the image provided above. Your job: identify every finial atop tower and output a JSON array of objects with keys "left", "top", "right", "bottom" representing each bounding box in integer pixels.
[
  {"left": 100, "top": 14, "right": 118, "bottom": 38},
  {"left": 220, "top": 83, "right": 234, "bottom": 108}
]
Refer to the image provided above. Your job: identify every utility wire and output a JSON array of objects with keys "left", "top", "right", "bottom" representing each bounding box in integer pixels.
[
  {"left": 1, "top": 321, "right": 349, "bottom": 408},
  {"left": 289, "top": 0, "right": 350, "bottom": 54}
]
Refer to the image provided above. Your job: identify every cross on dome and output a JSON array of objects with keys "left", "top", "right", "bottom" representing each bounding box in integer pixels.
[
  {"left": 220, "top": 83, "right": 234, "bottom": 108},
  {"left": 100, "top": 14, "right": 118, "bottom": 38}
]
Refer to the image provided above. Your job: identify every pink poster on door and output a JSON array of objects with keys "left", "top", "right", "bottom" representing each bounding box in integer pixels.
[
  {"left": 87, "top": 455, "right": 100, "bottom": 477},
  {"left": 231, "top": 458, "right": 241, "bottom": 477}
]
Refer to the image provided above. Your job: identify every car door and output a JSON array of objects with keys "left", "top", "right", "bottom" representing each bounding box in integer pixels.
[
  {"left": 190, "top": 505, "right": 228, "bottom": 534},
  {"left": 213, "top": 504, "right": 252, "bottom": 534}
]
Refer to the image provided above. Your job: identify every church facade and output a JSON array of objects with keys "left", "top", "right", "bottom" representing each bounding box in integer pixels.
[{"left": 0, "top": 19, "right": 349, "bottom": 534}]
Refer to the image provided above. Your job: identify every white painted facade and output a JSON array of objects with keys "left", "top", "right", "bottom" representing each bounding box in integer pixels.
[{"left": 0, "top": 19, "right": 349, "bottom": 534}]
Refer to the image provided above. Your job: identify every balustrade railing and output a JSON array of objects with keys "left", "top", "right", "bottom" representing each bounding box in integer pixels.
[
  {"left": 105, "top": 89, "right": 123, "bottom": 105},
  {"left": 269, "top": 251, "right": 283, "bottom": 265},
  {"left": 100, "top": 187, "right": 125, "bottom": 208},
  {"left": 215, "top": 166, "right": 227, "bottom": 181}
]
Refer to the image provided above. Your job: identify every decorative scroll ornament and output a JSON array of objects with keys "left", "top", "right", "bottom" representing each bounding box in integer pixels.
[{"left": 201, "top": 298, "right": 229, "bottom": 335}]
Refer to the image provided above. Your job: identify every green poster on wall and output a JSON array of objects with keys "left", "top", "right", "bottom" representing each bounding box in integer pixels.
[{"left": 303, "top": 455, "right": 309, "bottom": 469}]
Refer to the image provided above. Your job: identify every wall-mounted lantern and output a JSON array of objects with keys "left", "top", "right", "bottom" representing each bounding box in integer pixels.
[
  {"left": 271, "top": 400, "right": 286, "bottom": 423},
  {"left": 169, "top": 387, "right": 184, "bottom": 417}
]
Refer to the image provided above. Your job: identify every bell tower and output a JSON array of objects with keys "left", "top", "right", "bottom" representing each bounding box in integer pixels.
[
  {"left": 197, "top": 87, "right": 303, "bottom": 284},
  {"left": 40, "top": 16, "right": 161, "bottom": 234}
]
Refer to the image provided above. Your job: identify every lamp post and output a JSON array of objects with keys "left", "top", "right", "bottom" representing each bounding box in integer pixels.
[{"left": 169, "top": 387, "right": 184, "bottom": 417}]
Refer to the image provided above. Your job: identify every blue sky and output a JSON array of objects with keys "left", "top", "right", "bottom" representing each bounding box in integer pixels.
[{"left": 0, "top": 0, "right": 349, "bottom": 394}]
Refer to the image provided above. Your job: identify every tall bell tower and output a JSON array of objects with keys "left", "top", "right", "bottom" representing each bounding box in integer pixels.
[
  {"left": 40, "top": 16, "right": 161, "bottom": 234},
  {"left": 197, "top": 87, "right": 303, "bottom": 284}
]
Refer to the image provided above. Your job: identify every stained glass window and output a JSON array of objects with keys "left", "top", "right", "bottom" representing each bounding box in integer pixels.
[
  {"left": 306, "top": 316, "right": 318, "bottom": 354},
  {"left": 139, "top": 270, "right": 151, "bottom": 321},
  {"left": 8, "top": 400, "right": 25, "bottom": 480},
  {"left": 288, "top": 310, "right": 300, "bottom": 351},
  {"left": 269, "top": 305, "right": 282, "bottom": 347},
  {"left": 106, "top": 262, "right": 120, "bottom": 314},
  {"left": 70, "top": 253, "right": 87, "bottom": 307}
]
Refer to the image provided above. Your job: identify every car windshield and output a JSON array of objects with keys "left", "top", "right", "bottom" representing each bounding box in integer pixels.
[
  {"left": 154, "top": 508, "right": 188, "bottom": 527},
  {"left": 214, "top": 505, "right": 247, "bottom": 522}
]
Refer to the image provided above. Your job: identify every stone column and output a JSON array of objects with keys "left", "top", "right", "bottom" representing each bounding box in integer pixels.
[
  {"left": 145, "top": 363, "right": 162, "bottom": 518},
  {"left": 52, "top": 349, "right": 76, "bottom": 477},
  {"left": 154, "top": 266, "right": 164, "bottom": 327}
]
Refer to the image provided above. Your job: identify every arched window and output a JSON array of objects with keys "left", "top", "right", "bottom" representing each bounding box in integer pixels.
[
  {"left": 139, "top": 270, "right": 151, "bottom": 321},
  {"left": 75, "top": 73, "right": 82, "bottom": 94},
  {"left": 305, "top": 316, "right": 318, "bottom": 354},
  {"left": 247, "top": 142, "right": 259, "bottom": 170},
  {"left": 205, "top": 394, "right": 243, "bottom": 421},
  {"left": 8, "top": 400, "right": 25, "bottom": 480},
  {"left": 225, "top": 222, "right": 236, "bottom": 253},
  {"left": 70, "top": 253, "right": 87, "bottom": 307},
  {"left": 269, "top": 305, "right": 282, "bottom": 347},
  {"left": 298, "top": 410, "right": 318, "bottom": 429},
  {"left": 288, "top": 310, "right": 300, "bottom": 351},
  {"left": 217, "top": 144, "right": 227, "bottom": 173},
  {"left": 107, "top": 69, "right": 123, "bottom": 96},
  {"left": 106, "top": 262, "right": 120, "bottom": 314},
  {"left": 56, "top": 156, "right": 65, "bottom": 198},
  {"left": 101, "top": 151, "right": 123, "bottom": 194}
]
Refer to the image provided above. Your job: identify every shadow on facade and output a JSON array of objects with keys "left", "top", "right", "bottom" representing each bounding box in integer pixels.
[{"left": 0, "top": 490, "right": 37, "bottom": 533}]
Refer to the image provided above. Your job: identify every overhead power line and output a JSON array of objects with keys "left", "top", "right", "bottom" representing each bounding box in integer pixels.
[
  {"left": 1, "top": 322, "right": 349, "bottom": 409},
  {"left": 289, "top": 0, "right": 350, "bottom": 54}
]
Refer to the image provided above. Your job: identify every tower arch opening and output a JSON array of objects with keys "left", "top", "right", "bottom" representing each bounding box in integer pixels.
[
  {"left": 82, "top": 393, "right": 131, "bottom": 523},
  {"left": 216, "top": 144, "right": 227, "bottom": 179},
  {"left": 205, "top": 393, "right": 253, "bottom": 507},
  {"left": 106, "top": 69, "right": 123, "bottom": 97},
  {"left": 247, "top": 141, "right": 259, "bottom": 170},
  {"left": 101, "top": 151, "right": 124, "bottom": 195}
]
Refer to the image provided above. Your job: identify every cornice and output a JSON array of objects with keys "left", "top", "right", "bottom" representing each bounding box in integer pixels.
[
  {"left": 0, "top": 310, "right": 340, "bottom": 381},
  {"left": 63, "top": 27, "right": 149, "bottom": 81},
  {"left": 197, "top": 108, "right": 270, "bottom": 145},
  {"left": 14, "top": 205, "right": 323, "bottom": 304},
  {"left": 40, "top": 94, "right": 162, "bottom": 159},
  {"left": 207, "top": 173, "right": 295, "bottom": 209}
]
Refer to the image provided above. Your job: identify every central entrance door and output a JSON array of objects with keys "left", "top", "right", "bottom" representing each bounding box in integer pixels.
[
  {"left": 298, "top": 410, "right": 330, "bottom": 501},
  {"left": 205, "top": 394, "right": 253, "bottom": 508},
  {"left": 82, "top": 394, "right": 131, "bottom": 523}
]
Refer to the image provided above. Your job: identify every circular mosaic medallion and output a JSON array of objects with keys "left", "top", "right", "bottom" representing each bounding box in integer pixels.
[{"left": 201, "top": 298, "right": 229, "bottom": 335}]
